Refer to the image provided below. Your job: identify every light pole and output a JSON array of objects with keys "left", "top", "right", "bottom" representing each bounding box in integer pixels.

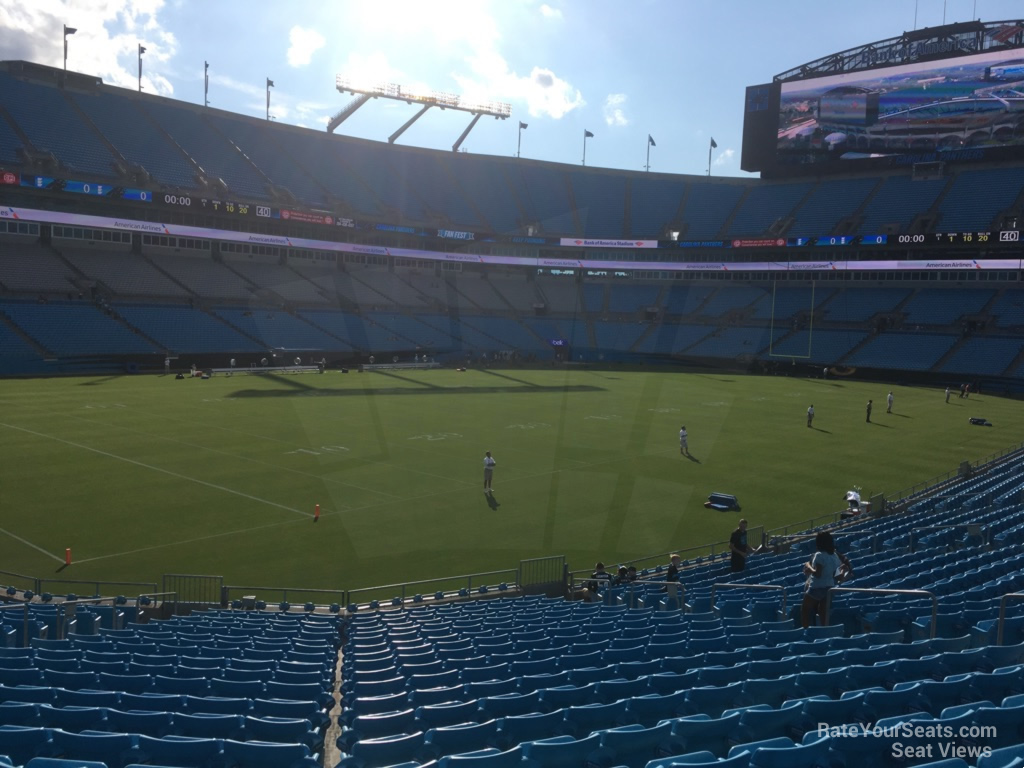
[
  {"left": 266, "top": 77, "right": 274, "bottom": 120},
  {"left": 646, "top": 134, "right": 656, "bottom": 172},
  {"left": 517, "top": 121, "right": 528, "bottom": 158},
  {"left": 707, "top": 137, "right": 717, "bottom": 176},
  {"left": 63, "top": 24, "right": 77, "bottom": 73},
  {"left": 582, "top": 129, "right": 593, "bottom": 166},
  {"left": 204, "top": 61, "right": 209, "bottom": 107},
  {"left": 138, "top": 44, "right": 146, "bottom": 92}
]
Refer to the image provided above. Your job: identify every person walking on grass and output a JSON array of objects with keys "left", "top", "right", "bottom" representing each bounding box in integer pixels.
[{"left": 483, "top": 451, "right": 496, "bottom": 494}]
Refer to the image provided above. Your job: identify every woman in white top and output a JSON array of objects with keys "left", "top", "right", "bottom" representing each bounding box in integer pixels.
[{"left": 801, "top": 531, "right": 852, "bottom": 628}]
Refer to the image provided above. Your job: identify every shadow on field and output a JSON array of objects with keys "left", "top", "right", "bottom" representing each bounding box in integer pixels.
[
  {"left": 228, "top": 384, "right": 606, "bottom": 398},
  {"left": 891, "top": 413, "right": 911, "bottom": 418},
  {"left": 55, "top": 563, "right": 69, "bottom": 573},
  {"left": 810, "top": 426, "right": 832, "bottom": 434},
  {"left": 485, "top": 493, "right": 500, "bottom": 511},
  {"left": 696, "top": 375, "right": 735, "bottom": 383},
  {"left": 79, "top": 376, "right": 125, "bottom": 386},
  {"left": 684, "top": 454, "right": 702, "bottom": 464},
  {"left": 808, "top": 380, "right": 846, "bottom": 388},
  {"left": 369, "top": 370, "right": 441, "bottom": 387},
  {"left": 479, "top": 369, "right": 541, "bottom": 386},
  {"left": 869, "top": 421, "right": 892, "bottom": 428}
]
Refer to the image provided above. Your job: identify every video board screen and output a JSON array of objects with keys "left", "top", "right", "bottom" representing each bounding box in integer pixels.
[{"left": 777, "top": 47, "right": 1024, "bottom": 168}]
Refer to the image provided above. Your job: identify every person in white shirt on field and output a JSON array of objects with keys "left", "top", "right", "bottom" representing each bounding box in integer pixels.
[
  {"left": 679, "top": 426, "right": 689, "bottom": 456},
  {"left": 807, "top": 405, "right": 814, "bottom": 428},
  {"left": 887, "top": 391, "right": 894, "bottom": 414},
  {"left": 483, "top": 451, "right": 496, "bottom": 494}
]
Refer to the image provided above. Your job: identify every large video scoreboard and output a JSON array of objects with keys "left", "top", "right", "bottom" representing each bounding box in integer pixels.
[{"left": 743, "top": 20, "right": 1024, "bottom": 174}]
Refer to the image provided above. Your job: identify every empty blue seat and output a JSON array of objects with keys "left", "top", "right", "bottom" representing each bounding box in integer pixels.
[
  {"left": 51, "top": 729, "right": 134, "bottom": 768},
  {"left": 416, "top": 699, "right": 481, "bottom": 729},
  {"left": 597, "top": 721, "right": 674, "bottom": 768},
  {"left": 729, "top": 702, "right": 805, "bottom": 745},
  {"left": 749, "top": 733, "right": 831, "bottom": 768},
  {"left": 663, "top": 712, "right": 741, "bottom": 756},
  {"left": 183, "top": 695, "right": 249, "bottom": 716},
  {"left": 563, "top": 701, "right": 622, "bottom": 737},
  {"left": 37, "top": 705, "right": 106, "bottom": 732},
  {"left": 478, "top": 691, "right": 542, "bottom": 719},
  {"left": 436, "top": 745, "right": 522, "bottom": 767},
  {"left": 0, "top": 701, "right": 39, "bottom": 726},
  {"left": 133, "top": 734, "right": 223, "bottom": 767},
  {"left": 422, "top": 720, "right": 499, "bottom": 761},
  {"left": 175, "top": 712, "right": 244, "bottom": 740},
  {"left": 519, "top": 733, "right": 603, "bottom": 768},
  {"left": 337, "top": 731, "right": 424, "bottom": 768},
  {"left": 243, "top": 715, "right": 316, "bottom": 748},
  {"left": 220, "top": 737, "right": 319, "bottom": 768},
  {"left": 538, "top": 684, "right": 597, "bottom": 709},
  {"left": 0, "top": 726, "right": 56, "bottom": 765},
  {"left": 494, "top": 710, "right": 566, "bottom": 750}
]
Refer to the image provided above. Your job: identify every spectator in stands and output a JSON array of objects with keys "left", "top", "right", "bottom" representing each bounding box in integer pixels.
[
  {"left": 625, "top": 565, "right": 638, "bottom": 582},
  {"left": 483, "top": 451, "right": 496, "bottom": 495},
  {"left": 801, "top": 531, "right": 852, "bottom": 628},
  {"left": 586, "top": 562, "right": 613, "bottom": 601},
  {"left": 807, "top": 404, "right": 814, "bottom": 428},
  {"left": 613, "top": 566, "right": 630, "bottom": 586},
  {"left": 679, "top": 425, "right": 689, "bottom": 456},
  {"left": 665, "top": 553, "right": 681, "bottom": 583},
  {"left": 730, "top": 520, "right": 759, "bottom": 572},
  {"left": 887, "top": 391, "right": 894, "bottom": 414},
  {"left": 866, "top": 399, "right": 872, "bottom": 423}
]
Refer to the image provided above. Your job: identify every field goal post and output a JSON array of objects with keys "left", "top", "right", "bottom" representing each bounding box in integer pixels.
[
  {"left": 163, "top": 573, "right": 224, "bottom": 611},
  {"left": 767, "top": 278, "right": 816, "bottom": 360},
  {"left": 518, "top": 555, "right": 567, "bottom": 598}
]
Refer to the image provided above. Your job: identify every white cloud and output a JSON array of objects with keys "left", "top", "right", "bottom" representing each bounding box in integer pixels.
[
  {"left": 713, "top": 148, "right": 736, "bottom": 166},
  {"left": 286, "top": 25, "right": 325, "bottom": 68},
  {"left": 539, "top": 4, "right": 562, "bottom": 19},
  {"left": 0, "top": 0, "right": 177, "bottom": 96},
  {"left": 603, "top": 93, "right": 628, "bottom": 126},
  {"left": 343, "top": 1, "right": 584, "bottom": 120}
]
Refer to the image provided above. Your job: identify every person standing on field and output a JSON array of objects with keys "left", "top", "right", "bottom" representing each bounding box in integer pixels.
[
  {"left": 807, "top": 405, "right": 814, "bottom": 428},
  {"left": 483, "top": 451, "right": 496, "bottom": 494},
  {"left": 945, "top": 386, "right": 951, "bottom": 404},
  {"left": 887, "top": 391, "right": 894, "bottom": 414},
  {"left": 866, "top": 399, "right": 872, "bottom": 423},
  {"left": 679, "top": 426, "right": 689, "bottom": 456}
]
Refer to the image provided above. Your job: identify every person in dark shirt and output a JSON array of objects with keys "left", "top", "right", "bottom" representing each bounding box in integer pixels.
[
  {"left": 586, "top": 562, "right": 613, "bottom": 601},
  {"left": 730, "top": 519, "right": 757, "bottom": 572},
  {"left": 665, "top": 553, "right": 681, "bottom": 583}
]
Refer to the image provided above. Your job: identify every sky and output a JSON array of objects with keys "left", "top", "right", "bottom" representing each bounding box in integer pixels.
[{"left": 0, "top": 0, "right": 1022, "bottom": 178}]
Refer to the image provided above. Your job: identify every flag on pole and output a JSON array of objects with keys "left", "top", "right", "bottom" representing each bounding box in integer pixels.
[
  {"left": 648, "top": 135, "right": 656, "bottom": 147},
  {"left": 710, "top": 137, "right": 718, "bottom": 149},
  {"left": 139, "top": 45, "right": 147, "bottom": 54},
  {"left": 267, "top": 78, "right": 275, "bottom": 88},
  {"left": 519, "top": 121, "right": 528, "bottom": 130},
  {"left": 584, "top": 129, "right": 594, "bottom": 138}
]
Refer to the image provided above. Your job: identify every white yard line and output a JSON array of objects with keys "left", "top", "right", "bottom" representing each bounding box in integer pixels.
[
  {"left": 0, "top": 422, "right": 314, "bottom": 519},
  {"left": 0, "top": 527, "right": 65, "bottom": 563}
]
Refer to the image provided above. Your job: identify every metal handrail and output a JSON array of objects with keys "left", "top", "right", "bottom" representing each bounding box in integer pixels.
[
  {"left": 346, "top": 568, "right": 518, "bottom": 609},
  {"left": 37, "top": 579, "right": 158, "bottom": 598},
  {"left": 222, "top": 585, "right": 347, "bottom": 607},
  {"left": 711, "top": 582, "right": 787, "bottom": 617},
  {"left": 996, "top": 592, "right": 1024, "bottom": 646},
  {"left": 568, "top": 526, "right": 766, "bottom": 584},
  {"left": 0, "top": 570, "right": 40, "bottom": 594},
  {"left": 910, "top": 525, "right": 984, "bottom": 553},
  {"left": 825, "top": 587, "right": 937, "bottom": 638},
  {"left": 770, "top": 531, "right": 880, "bottom": 554},
  {"left": 136, "top": 591, "right": 178, "bottom": 621}
]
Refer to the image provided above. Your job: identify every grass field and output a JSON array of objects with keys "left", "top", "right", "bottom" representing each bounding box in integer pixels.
[{"left": 0, "top": 367, "right": 1019, "bottom": 598}]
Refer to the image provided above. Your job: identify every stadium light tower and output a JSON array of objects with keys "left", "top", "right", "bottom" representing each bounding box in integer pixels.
[
  {"left": 62, "top": 24, "right": 77, "bottom": 72},
  {"left": 266, "top": 77, "right": 274, "bottom": 120},
  {"left": 329, "top": 76, "right": 511, "bottom": 151},
  {"left": 204, "top": 61, "right": 209, "bottom": 107}
]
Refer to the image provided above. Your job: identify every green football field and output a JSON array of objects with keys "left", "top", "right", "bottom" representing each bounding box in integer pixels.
[{"left": 0, "top": 368, "right": 1019, "bottom": 599}]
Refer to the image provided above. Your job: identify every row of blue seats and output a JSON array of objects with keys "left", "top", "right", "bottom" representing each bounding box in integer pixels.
[
  {"left": 0, "top": 704, "right": 320, "bottom": 747},
  {"left": 341, "top": 654, "right": 1024, "bottom": 746},
  {"left": 0, "top": 669, "right": 327, "bottom": 697},
  {"left": 0, "top": 726, "right": 319, "bottom": 768},
  {"left": 0, "top": 685, "right": 327, "bottom": 725},
  {"left": 335, "top": 675, "right": 1024, "bottom": 768},
  {"left": 1, "top": 638, "right": 334, "bottom": 660}
]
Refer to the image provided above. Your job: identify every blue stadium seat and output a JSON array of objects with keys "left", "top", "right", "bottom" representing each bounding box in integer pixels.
[{"left": 421, "top": 720, "right": 499, "bottom": 762}]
